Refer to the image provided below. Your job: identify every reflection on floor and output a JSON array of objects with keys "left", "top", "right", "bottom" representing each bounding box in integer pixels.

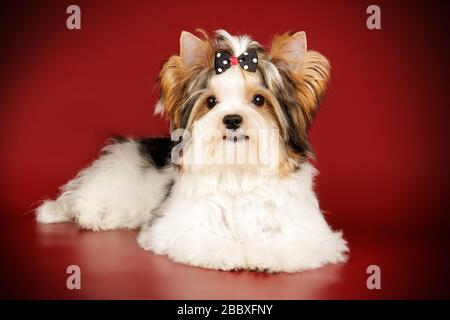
[{"left": 0, "top": 215, "right": 449, "bottom": 299}]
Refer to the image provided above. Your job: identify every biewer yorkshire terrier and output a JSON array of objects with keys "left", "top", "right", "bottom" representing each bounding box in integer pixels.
[{"left": 36, "top": 30, "right": 348, "bottom": 272}]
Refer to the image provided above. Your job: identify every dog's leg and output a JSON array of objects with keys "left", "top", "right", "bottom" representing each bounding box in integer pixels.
[
  {"left": 36, "top": 137, "right": 173, "bottom": 231},
  {"left": 137, "top": 201, "right": 246, "bottom": 271},
  {"left": 36, "top": 198, "right": 72, "bottom": 224},
  {"left": 244, "top": 230, "right": 348, "bottom": 273}
]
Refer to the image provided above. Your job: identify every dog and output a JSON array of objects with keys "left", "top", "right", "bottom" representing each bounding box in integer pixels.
[{"left": 36, "top": 30, "right": 348, "bottom": 272}]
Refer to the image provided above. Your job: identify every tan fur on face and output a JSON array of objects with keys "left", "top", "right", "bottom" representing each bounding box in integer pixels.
[
  {"left": 185, "top": 93, "right": 213, "bottom": 128},
  {"left": 243, "top": 79, "right": 286, "bottom": 135},
  {"left": 242, "top": 71, "right": 303, "bottom": 177}
]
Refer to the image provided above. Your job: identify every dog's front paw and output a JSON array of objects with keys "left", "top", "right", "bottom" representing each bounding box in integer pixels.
[
  {"left": 245, "top": 232, "right": 349, "bottom": 273},
  {"left": 137, "top": 226, "right": 245, "bottom": 271},
  {"left": 183, "top": 252, "right": 244, "bottom": 271}
]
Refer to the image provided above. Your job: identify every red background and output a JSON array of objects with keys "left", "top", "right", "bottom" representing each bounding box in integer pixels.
[{"left": 0, "top": 0, "right": 449, "bottom": 299}]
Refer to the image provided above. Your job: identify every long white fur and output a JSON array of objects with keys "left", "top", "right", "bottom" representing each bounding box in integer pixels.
[
  {"left": 216, "top": 29, "right": 255, "bottom": 57},
  {"left": 37, "top": 140, "right": 172, "bottom": 231},
  {"left": 137, "top": 66, "right": 348, "bottom": 271},
  {"left": 138, "top": 162, "right": 347, "bottom": 272}
]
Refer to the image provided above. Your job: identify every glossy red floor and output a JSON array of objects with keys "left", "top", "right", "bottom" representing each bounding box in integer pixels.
[{"left": 1, "top": 214, "right": 449, "bottom": 299}]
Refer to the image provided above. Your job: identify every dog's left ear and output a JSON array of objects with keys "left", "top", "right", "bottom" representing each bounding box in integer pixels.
[
  {"left": 269, "top": 31, "right": 307, "bottom": 75},
  {"left": 269, "top": 31, "right": 330, "bottom": 128}
]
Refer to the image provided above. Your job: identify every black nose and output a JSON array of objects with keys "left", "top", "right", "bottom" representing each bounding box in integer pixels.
[{"left": 222, "top": 114, "right": 243, "bottom": 130}]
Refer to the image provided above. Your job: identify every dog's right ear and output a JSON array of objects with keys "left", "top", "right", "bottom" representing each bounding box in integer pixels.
[
  {"left": 180, "top": 31, "right": 209, "bottom": 70},
  {"left": 158, "top": 31, "right": 211, "bottom": 127}
]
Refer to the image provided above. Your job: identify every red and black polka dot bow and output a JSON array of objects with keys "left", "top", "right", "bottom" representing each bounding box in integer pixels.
[{"left": 214, "top": 50, "right": 258, "bottom": 75}]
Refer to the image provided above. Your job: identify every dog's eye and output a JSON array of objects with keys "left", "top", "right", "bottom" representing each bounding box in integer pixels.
[
  {"left": 252, "top": 94, "right": 265, "bottom": 107},
  {"left": 206, "top": 96, "right": 217, "bottom": 109}
]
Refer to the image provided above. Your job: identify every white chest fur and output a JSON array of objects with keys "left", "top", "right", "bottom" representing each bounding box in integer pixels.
[{"left": 137, "top": 162, "right": 348, "bottom": 272}]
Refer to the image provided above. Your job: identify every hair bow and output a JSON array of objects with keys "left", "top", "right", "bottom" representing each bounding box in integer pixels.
[{"left": 214, "top": 49, "right": 258, "bottom": 75}]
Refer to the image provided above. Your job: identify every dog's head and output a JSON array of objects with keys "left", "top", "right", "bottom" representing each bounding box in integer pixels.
[{"left": 158, "top": 30, "right": 330, "bottom": 176}]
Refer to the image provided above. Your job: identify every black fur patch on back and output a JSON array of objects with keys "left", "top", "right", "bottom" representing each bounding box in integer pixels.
[
  {"left": 136, "top": 137, "right": 173, "bottom": 169},
  {"left": 109, "top": 134, "right": 129, "bottom": 144}
]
